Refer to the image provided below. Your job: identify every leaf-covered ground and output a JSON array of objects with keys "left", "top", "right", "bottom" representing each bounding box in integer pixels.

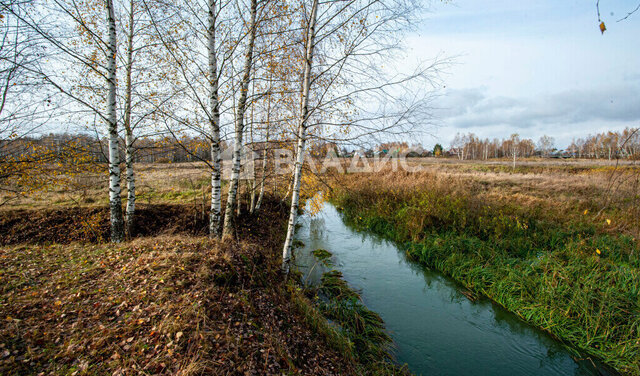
[
  {"left": 0, "top": 201, "right": 358, "bottom": 375},
  {"left": 0, "top": 204, "right": 214, "bottom": 245}
]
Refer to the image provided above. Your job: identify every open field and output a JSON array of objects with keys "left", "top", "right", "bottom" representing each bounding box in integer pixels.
[
  {"left": 329, "top": 159, "right": 640, "bottom": 374},
  {"left": 331, "top": 157, "right": 640, "bottom": 236},
  {"left": 0, "top": 163, "right": 212, "bottom": 210}
]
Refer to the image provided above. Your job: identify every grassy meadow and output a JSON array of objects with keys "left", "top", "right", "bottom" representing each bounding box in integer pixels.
[{"left": 329, "top": 159, "right": 640, "bottom": 374}]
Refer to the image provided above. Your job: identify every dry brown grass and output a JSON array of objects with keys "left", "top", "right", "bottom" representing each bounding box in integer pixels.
[
  {"left": 0, "top": 235, "right": 358, "bottom": 375},
  {"left": 0, "top": 163, "right": 213, "bottom": 210},
  {"left": 328, "top": 158, "right": 640, "bottom": 236}
]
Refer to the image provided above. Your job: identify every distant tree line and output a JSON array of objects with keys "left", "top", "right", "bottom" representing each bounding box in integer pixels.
[
  {"left": 447, "top": 128, "right": 639, "bottom": 161},
  {"left": 568, "top": 128, "right": 640, "bottom": 160}
]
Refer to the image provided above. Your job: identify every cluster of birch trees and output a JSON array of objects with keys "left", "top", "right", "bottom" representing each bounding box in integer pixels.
[
  {"left": 568, "top": 128, "right": 640, "bottom": 160},
  {"left": 1, "top": 0, "right": 437, "bottom": 273},
  {"left": 450, "top": 132, "right": 541, "bottom": 161}
]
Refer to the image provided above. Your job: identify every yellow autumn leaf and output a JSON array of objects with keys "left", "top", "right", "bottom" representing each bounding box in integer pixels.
[
  {"left": 606, "top": 219, "right": 611, "bottom": 225},
  {"left": 596, "top": 249, "right": 601, "bottom": 255},
  {"left": 599, "top": 22, "right": 606, "bottom": 34}
]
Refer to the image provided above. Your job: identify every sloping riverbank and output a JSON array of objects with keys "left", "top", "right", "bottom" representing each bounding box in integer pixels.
[{"left": 0, "top": 198, "right": 397, "bottom": 375}]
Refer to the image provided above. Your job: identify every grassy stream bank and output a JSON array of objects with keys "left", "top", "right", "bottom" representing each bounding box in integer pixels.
[{"left": 330, "top": 171, "right": 640, "bottom": 375}]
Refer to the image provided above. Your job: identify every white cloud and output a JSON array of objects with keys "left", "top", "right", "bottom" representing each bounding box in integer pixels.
[
  {"left": 404, "top": 1, "right": 640, "bottom": 148},
  {"left": 438, "top": 85, "right": 640, "bottom": 129}
]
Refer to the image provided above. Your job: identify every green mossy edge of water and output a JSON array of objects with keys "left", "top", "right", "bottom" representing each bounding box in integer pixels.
[
  {"left": 288, "top": 261, "right": 411, "bottom": 375},
  {"left": 330, "top": 194, "right": 640, "bottom": 376}
]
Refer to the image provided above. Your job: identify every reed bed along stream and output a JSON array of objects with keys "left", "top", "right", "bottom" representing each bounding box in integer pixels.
[{"left": 329, "top": 166, "right": 640, "bottom": 375}]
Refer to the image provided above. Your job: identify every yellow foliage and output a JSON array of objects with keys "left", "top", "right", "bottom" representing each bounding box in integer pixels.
[{"left": 306, "top": 191, "right": 325, "bottom": 216}]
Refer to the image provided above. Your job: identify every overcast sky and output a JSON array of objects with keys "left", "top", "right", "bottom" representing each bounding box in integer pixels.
[{"left": 407, "top": 0, "right": 640, "bottom": 149}]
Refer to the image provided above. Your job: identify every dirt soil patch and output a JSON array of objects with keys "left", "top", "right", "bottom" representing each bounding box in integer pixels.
[{"left": 0, "top": 199, "right": 289, "bottom": 246}]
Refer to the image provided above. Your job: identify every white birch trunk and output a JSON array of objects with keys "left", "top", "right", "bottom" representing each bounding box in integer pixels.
[
  {"left": 254, "top": 95, "right": 271, "bottom": 211},
  {"left": 106, "top": 0, "right": 124, "bottom": 242},
  {"left": 208, "top": 0, "right": 223, "bottom": 238},
  {"left": 255, "top": 140, "right": 268, "bottom": 210},
  {"left": 281, "top": 0, "right": 318, "bottom": 274},
  {"left": 282, "top": 172, "right": 293, "bottom": 202},
  {"left": 249, "top": 176, "right": 256, "bottom": 213},
  {"left": 124, "top": 132, "right": 135, "bottom": 232},
  {"left": 124, "top": 0, "right": 135, "bottom": 235},
  {"left": 222, "top": 0, "right": 258, "bottom": 239},
  {"left": 236, "top": 181, "right": 242, "bottom": 216},
  {"left": 249, "top": 95, "right": 256, "bottom": 214}
]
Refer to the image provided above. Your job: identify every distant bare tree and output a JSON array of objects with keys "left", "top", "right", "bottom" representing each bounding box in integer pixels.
[
  {"left": 537, "top": 135, "right": 554, "bottom": 158},
  {"left": 509, "top": 133, "right": 520, "bottom": 169}
]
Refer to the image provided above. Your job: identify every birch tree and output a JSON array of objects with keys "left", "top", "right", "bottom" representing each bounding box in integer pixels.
[
  {"left": 71, "top": 0, "right": 169, "bottom": 235},
  {"left": 221, "top": 0, "right": 259, "bottom": 239},
  {"left": 240, "top": 0, "right": 299, "bottom": 212},
  {"left": 120, "top": 0, "right": 161, "bottom": 234},
  {"left": 144, "top": 0, "right": 240, "bottom": 238},
  {"left": 122, "top": 0, "right": 136, "bottom": 233},
  {"left": 105, "top": 0, "right": 124, "bottom": 241},
  {"left": 280, "top": 0, "right": 317, "bottom": 274},
  {"left": 119, "top": 0, "right": 164, "bottom": 234},
  {"left": 207, "top": 0, "right": 223, "bottom": 237},
  {"left": 280, "top": 0, "right": 441, "bottom": 274},
  {"left": 3, "top": 0, "right": 131, "bottom": 241}
]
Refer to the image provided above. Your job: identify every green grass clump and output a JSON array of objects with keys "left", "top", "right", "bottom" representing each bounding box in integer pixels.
[
  {"left": 317, "top": 269, "right": 409, "bottom": 375},
  {"left": 331, "top": 185, "right": 640, "bottom": 375},
  {"left": 298, "top": 249, "right": 410, "bottom": 375}
]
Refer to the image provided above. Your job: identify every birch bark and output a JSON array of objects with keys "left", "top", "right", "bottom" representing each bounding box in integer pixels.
[
  {"left": 249, "top": 91, "right": 256, "bottom": 214},
  {"left": 208, "top": 0, "right": 223, "bottom": 238},
  {"left": 254, "top": 91, "right": 270, "bottom": 211},
  {"left": 123, "top": 0, "right": 135, "bottom": 235},
  {"left": 255, "top": 126, "right": 268, "bottom": 210},
  {"left": 222, "top": 0, "right": 258, "bottom": 239},
  {"left": 106, "top": 0, "right": 124, "bottom": 242}
]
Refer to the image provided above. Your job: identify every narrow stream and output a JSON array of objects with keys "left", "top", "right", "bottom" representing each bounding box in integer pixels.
[{"left": 294, "top": 202, "right": 611, "bottom": 376}]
